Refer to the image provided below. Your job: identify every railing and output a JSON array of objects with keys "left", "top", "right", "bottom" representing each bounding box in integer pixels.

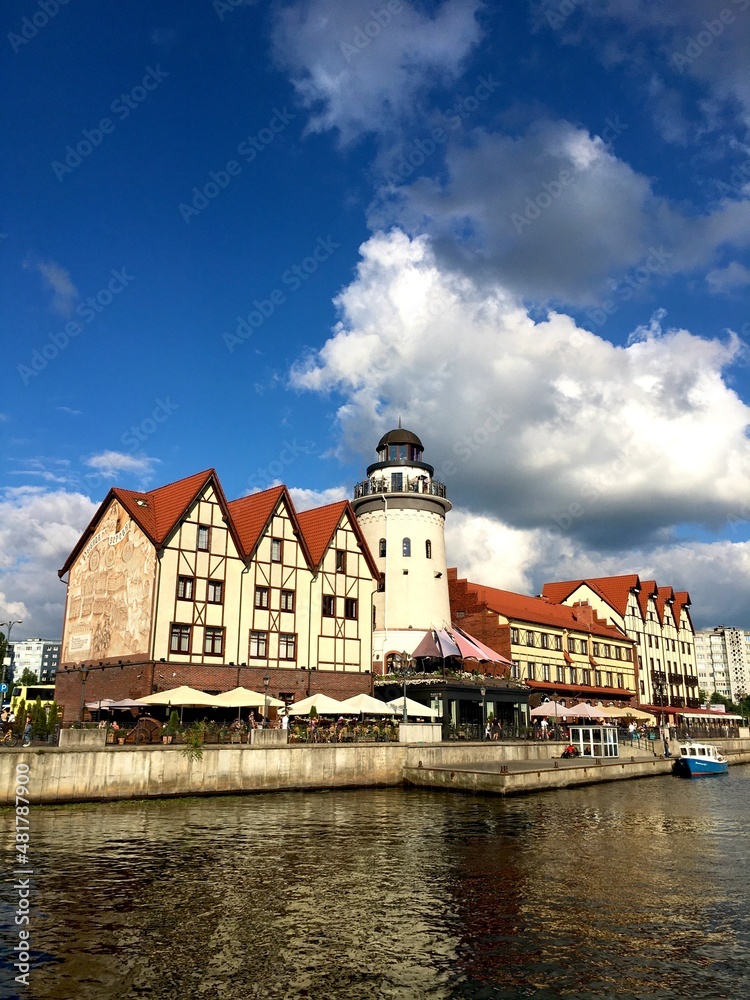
[{"left": 353, "top": 477, "right": 448, "bottom": 500}]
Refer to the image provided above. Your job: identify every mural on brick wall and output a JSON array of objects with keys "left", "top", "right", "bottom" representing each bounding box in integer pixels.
[{"left": 63, "top": 500, "right": 155, "bottom": 661}]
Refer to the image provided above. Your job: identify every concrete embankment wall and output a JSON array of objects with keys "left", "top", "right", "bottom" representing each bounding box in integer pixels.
[
  {"left": 3, "top": 739, "right": 748, "bottom": 807},
  {"left": 2, "top": 742, "right": 576, "bottom": 807}
]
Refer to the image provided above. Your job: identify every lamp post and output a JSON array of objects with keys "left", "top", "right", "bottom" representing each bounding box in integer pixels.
[
  {"left": 0, "top": 620, "right": 23, "bottom": 695},
  {"left": 263, "top": 674, "right": 270, "bottom": 729},
  {"left": 79, "top": 666, "right": 89, "bottom": 723},
  {"left": 401, "top": 651, "right": 410, "bottom": 724},
  {"left": 480, "top": 685, "right": 486, "bottom": 739}
]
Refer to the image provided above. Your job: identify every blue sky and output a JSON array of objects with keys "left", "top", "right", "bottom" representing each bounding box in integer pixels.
[{"left": 2, "top": 0, "right": 750, "bottom": 638}]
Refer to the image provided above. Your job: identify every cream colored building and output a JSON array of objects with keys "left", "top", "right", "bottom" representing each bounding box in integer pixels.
[
  {"left": 542, "top": 576, "right": 698, "bottom": 711},
  {"left": 57, "top": 469, "right": 379, "bottom": 708}
]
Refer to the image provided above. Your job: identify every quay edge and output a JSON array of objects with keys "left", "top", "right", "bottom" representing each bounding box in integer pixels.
[{"left": 3, "top": 740, "right": 750, "bottom": 807}]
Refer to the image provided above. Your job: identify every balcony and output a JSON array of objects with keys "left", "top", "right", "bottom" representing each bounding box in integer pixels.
[
  {"left": 668, "top": 672, "right": 682, "bottom": 685},
  {"left": 353, "top": 477, "right": 448, "bottom": 500}
]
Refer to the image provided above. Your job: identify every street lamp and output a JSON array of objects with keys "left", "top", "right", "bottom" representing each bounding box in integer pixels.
[
  {"left": 78, "top": 666, "right": 89, "bottom": 723},
  {"left": 400, "top": 651, "right": 410, "bottom": 724},
  {"left": 480, "top": 686, "right": 486, "bottom": 739},
  {"left": 0, "top": 620, "right": 23, "bottom": 695},
  {"left": 263, "top": 674, "right": 270, "bottom": 729}
]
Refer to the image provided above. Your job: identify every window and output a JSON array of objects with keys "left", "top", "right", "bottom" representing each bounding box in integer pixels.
[
  {"left": 554, "top": 635, "right": 563, "bottom": 651},
  {"left": 582, "top": 669, "right": 591, "bottom": 685},
  {"left": 556, "top": 665, "right": 566, "bottom": 683},
  {"left": 379, "top": 538, "right": 386, "bottom": 557},
  {"left": 569, "top": 667, "right": 577, "bottom": 684},
  {"left": 249, "top": 631, "right": 267, "bottom": 658},
  {"left": 616, "top": 674, "right": 624, "bottom": 689},
  {"left": 604, "top": 644, "right": 611, "bottom": 658},
  {"left": 607, "top": 671, "right": 614, "bottom": 687},
  {"left": 568, "top": 638, "right": 576, "bottom": 653},
  {"left": 377, "top": 573, "right": 385, "bottom": 592},
  {"left": 425, "top": 540, "right": 432, "bottom": 559},
  {"left": 271, "top": 538, "right": 282, "bottom": 562},
  {"left": 169, "top": 624, "right": 191, "bottom": 654},
  {"left": 526, "top": 661, "right": 535, "bottom": 681},
  {"left": 255, "top": 586, "right": 269, "bottom": 609},
  {"left": 511, "top": 627, "right": 520, "bottom": 644},
  {"left": 592, "top": 642, "right": 600, "bottom": 657},
  {"left": 391, "top": 472, "right": 403, "bottom": 492},
  {"left": 526, "top": 631, "right": 535, "bottom": 646},
  {"left": 177, "top": 576, "right": 194, "bottom": 600},
  {"left": 402, "top": 537, "right": 411, "bottom": 557},
  {"left": 204, "top": 627, "right": 224, "bottom": 656},
  {"left": 345, "top": 598, "right": 358, "bottom": 620},
  {"left": 542, "top": 663, "right": 551, "bottom": 681},
  {"left": 580, "top": 639, "right": 587, "bottom": 655},
  {"left": 511, "top": 660, "right": 521, "bottom": 679},
  {"left": 540, "top": 633, "right": 549, "bottom": 649},
  {"left": 595, "top": 671, "right": 602, "bottom": 687},
  {"left": 279, "top": 633, "right": 296, "bottom": 660},
  {"left": 322, "top": 594, "right": 335, "bottom": 617},
  {"left": 281, "top": 589, "right": 295, "bottom": 612},
  {"left": 207, "top": 580, "right": 223, "bottom": 604},
  {"left": 648, "top": 634, "right": 653, "bottom": 647},
  {"left": 197, "top": 525, "right": 210, "bottom": 551}
]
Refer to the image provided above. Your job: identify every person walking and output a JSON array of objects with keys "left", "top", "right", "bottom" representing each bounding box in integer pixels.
[{"left": 22, "top": 713, "right": 33, "bottom": 747}]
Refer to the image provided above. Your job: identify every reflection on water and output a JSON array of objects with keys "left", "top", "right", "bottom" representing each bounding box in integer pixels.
[{"left": 2, "top": 771, "right": 750, "bottom": 999}]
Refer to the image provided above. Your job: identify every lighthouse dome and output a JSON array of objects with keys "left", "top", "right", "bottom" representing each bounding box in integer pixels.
[{"left": 376, "top": 427, "right": 424, "bottom": 452}]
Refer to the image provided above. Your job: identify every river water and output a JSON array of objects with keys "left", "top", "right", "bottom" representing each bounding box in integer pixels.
[{"left": 2, "top": 769, "right": 750, "bottom": 1000}]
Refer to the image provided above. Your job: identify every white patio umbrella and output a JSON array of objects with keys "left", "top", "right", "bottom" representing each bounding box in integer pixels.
[
  {"left": 337, "top": 693, "right": 396, "bottom": 716},
  {"left": 136, "top": 685, "right": 220, "bottom": 707},
  {"left": 561, "top": 702, "right": 608, "bottom": 720},
  {"left": 287, "top": 693, "right": 348, "bottom": 716},
  {"left": 529, "top": 702, "right": 569, "bottom": 719},
  {"left": 135, "top": 685, "right": 220, "bottom": 722},
  {"left": 386, "top": 696, "right": 440, "bottom": 719},
  {"left": 211, "top": 687, "right": 285, "bottom": 709}
]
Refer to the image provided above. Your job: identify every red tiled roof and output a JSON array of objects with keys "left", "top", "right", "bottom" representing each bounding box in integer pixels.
[
  {"left": 297, "top": 500, "right": 380, "bottom": 577},
  {"left": 463, "top": 581, "right": 632, "bottom": 642},
  {"left": 297, "top": 501, "right": 349, "bottom": 567},
  {"left": 113, "top": 469, "right": 217, "bottom": 545},
  {"left": 60, "top": 469, "right": 381, "bottom": 582},
  {"left": 637, "top": 580, "right": 659, "bottom": 621},
  {"left": 227, "top": 486, "right": 288, "bottom": 560},
  {"left": 542, "top": 575, "right": 641, "bottom": 617},
  {"left": 672, "top": 591, "right": 692, "bottom": 629},
  {"left": 60, "top": 469, "right": 222, "bottom": 575},
  {"left": 655, "top": 586, "right": 675, "bottom": 624}
]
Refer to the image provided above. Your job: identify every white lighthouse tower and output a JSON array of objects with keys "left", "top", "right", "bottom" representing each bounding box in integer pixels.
[{"left": 351, "top": 424, "right": 452, "bottom": 671}]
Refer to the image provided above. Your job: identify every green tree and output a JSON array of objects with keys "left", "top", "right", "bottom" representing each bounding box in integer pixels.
[
  {"left": 17, "top": 667, "right": 38, "bottom": 686},
  {"left": 13, "top": 698, "right": 26, "bottom": 735},
  {"left": 31, "top": 696, "right": 49, "bottom": 739}
]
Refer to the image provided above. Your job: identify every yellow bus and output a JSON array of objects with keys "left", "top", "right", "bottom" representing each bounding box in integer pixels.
[{"left": 10, "top": 683, "right": 56, "bottom": 716}]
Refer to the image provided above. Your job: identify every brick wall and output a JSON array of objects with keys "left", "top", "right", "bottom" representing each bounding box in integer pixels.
[
  {"left": 55, "top": 661, "right": 372, "bottom": 720},
  {"left": 448, "top": 572, "right": 512, "bottom": 678}
]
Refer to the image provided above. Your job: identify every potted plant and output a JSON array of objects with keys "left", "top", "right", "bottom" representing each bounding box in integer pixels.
[{"left": 164, "top": 710, "right": 179, "bottom": 744}]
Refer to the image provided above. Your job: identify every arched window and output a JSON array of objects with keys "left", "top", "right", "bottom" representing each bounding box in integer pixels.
[
  {"left": 425, "top": 540, "right": 432, "bottom": 559},
  {"left": 402, "top": 537, "right": 411, "bottom": 557},
  {"left": 379, "top": 538, "right": 386, "bottom": 557}
]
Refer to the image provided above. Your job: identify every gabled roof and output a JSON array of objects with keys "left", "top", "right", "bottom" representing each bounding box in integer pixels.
[
  {"left": 297, "top": 501, "right": 349, "bottom": 567},
  {"left": 59, "top": 468, "right": 234, "bottom": 576},
  {"left": 541, "top": 575, "right": 642, "bottom": 618},
  {"left": 112, "top": 469, "right": 217, "bottom": 545},
  {"left": 226, "top": 486, "right": 295, "bottom": 561},
  {"left": 460, "top": 581, "right": 632, "bottom": 642},
  {"left": 297, "top": 500, "right": 380, "bottom": 578},
  {"left": 656, "top": 586, "right": 675, "bottom": 624},
  {"left": 673, "top": 591, "right": 692, "bottom": 629},
  {"left": 637, "top": 580, "right": 659, "bottom": 621}
]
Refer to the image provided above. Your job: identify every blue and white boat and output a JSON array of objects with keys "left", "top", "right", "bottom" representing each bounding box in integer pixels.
[{"left": 672, "top": 741, "right": 728, "bottom": 778}]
